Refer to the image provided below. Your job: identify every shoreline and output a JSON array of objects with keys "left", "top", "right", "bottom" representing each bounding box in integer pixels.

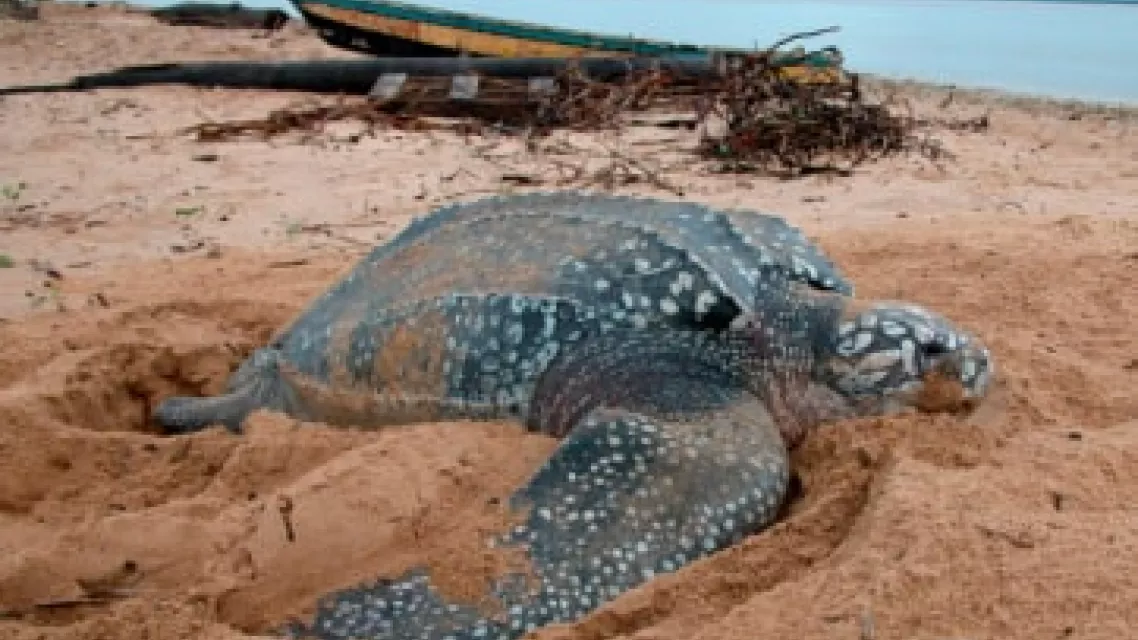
[
  {"left": 860, "top": 74, "right": 1138, "bottom": 118},
  {"left": 23, "top": 0, "right": 1138, "bottom": 108}
]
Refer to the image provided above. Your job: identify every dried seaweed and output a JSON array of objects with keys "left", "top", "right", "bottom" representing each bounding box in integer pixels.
[
  {"left": 527, "top": 64, "right": 675, "bottom": 133},
  {"left": 689, "top": 28, "right": 978, "bottom": 176},
  {"left": 179, "top": 28, "right": 988, "bottom": 178},
  {"left": 179, "top": 98, "right": 435, "bottom": 142}
]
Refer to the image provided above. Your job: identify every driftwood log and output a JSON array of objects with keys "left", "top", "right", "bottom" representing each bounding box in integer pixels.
[
  {"left": 0, "top": 0, "right": 39, "bottom": 21},
  {"left": 148, "top": 3, "right": 290, "bottom": 30},
  {"left": 0, "top": 56, "right": 728, "bottom": 96}
]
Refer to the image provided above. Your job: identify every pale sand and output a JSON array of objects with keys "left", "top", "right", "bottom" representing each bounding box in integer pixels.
[{"left": 1, "top": 4, "right": 1137, "bottom": 640}]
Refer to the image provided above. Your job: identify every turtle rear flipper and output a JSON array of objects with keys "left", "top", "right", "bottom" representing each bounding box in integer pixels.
[
  {"left": 152, "top": 348, "right": 295, "bottom": 435},
  {"left": 287, "top": 348, "right": 791, "bottom": 639},
  {"left": 153, "top": 389, "right": 260, "bottom": 435}
]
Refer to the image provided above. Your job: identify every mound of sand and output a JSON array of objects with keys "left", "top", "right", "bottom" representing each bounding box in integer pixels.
[{"left": 2, "top": 5, "right": 1136, "bottom": 640}]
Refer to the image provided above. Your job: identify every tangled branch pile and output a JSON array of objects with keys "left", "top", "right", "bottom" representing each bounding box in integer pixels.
[
  {"left": 695, "top": 55, "right": 908, "bottom": 174},
  {"left": 180, "top": 100, "right": 432, "bottom": 142},
  {"left": 528, "top": 65, "right": 677, "bottom": 133},
  {"left": 689, "top": 28, "right": 972, "bottom": 175},
  {"left": 179, "top": 27, "right": 987, "bottom": 177}
]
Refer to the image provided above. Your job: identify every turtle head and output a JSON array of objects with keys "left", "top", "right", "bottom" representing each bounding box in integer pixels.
[{"left": 820, "top": 301, "right": 994, "bottom": 415}]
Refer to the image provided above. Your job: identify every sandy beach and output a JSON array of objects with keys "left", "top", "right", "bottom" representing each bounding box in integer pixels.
[{"left": 1, "top": 3, "right": 1137, "bottom": 639}]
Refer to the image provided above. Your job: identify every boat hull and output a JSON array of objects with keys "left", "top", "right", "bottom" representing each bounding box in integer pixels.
[{"left": 291, "top": 0, "right": 844, "bottom": 83}]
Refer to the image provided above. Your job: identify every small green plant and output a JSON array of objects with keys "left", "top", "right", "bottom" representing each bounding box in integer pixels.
[
  {"left": 28, "top": 285, "right": 64, "bottom": 311},
  {"left": 0, "top": 254, "right": 14, "bottom": 269},
  {"left": 2, "top": 182, "right": 27, "bottom": 201},
  {"left": 175, "top": 205, "right": 204, "bottom": 217}
]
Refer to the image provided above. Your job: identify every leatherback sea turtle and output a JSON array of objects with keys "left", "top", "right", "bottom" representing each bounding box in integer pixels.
[{"left": 153, "top": 192, "right": 993, "bottom": 640}]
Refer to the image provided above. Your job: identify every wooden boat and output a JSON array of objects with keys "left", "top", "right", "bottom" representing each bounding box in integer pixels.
[{"left": 288, "top": 0, "right": 844, "bottom": 82}]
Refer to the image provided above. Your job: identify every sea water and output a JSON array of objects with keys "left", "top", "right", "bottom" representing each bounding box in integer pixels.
[{"left": 117, "top": 0, "right": 1138, "bottom": 103}]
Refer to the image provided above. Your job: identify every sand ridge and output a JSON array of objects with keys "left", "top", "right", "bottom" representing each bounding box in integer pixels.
[{"left": 2, "top": 4, "right": 1137, "bottom": 640}]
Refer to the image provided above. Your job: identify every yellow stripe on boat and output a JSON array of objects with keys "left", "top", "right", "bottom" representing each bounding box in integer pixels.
[{"left": 304, "top": 3, "right": 614, "bottom": 58}]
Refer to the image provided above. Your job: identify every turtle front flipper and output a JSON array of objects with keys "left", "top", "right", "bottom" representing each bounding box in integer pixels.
[{"left": 285, "top": 353, "right": 791, "bottom": 639}]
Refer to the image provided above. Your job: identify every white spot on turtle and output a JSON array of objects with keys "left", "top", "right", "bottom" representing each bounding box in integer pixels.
[
  {"left": 542, "top": 312, "right": 557, "bottom": 338},
  {"left": 859, "top": 349, "right": 902, "bottom": 372},
  {"left": 595, "top": 278, "right": 610, "bottom": 292},
  {"left": 669, "top": 271, "right": 695, "bottom": 296},
  {"left": 790, "top": 255, "right": 812, "bottom": 278},
  {"left": 659, "top": 298, "right": 679, "bottom": 315},
  {"left": 900, "top": 338, "right": 918, "bottom": 375},
  {"left": 880, "top": 320, "right": 906, "bottom": 337},
  {"left": 913, "top": 324, "right": 935, "bottom": 343},
  {"left": 634, "top": 258, "right": 652, "bottom": 273},
  {"left": 903, "top": 304, "right": 933, "bottom": 318},
  {"left": 974, "top": 368, "right": 991, "bottom": 395},
  {"left": 695, "top": 290, "right": 718, "bottom": 314},
  {"left": 837, "top": 331, "right": 874, "bottom": 356}
]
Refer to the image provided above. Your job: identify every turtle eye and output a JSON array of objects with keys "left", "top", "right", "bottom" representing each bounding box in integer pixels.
[{"left": 921, "top": 341, "right": 950, "bottom": 357}]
